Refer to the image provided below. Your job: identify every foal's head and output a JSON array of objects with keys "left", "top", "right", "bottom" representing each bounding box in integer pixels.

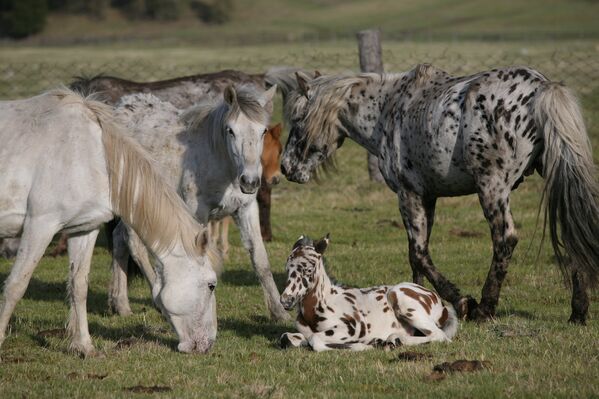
[
  {"left": 280, "top": 234, "right": 329, "bottom": 310},
  {"left": 261, "top": 123, "right": 283, "bottom": 186}
]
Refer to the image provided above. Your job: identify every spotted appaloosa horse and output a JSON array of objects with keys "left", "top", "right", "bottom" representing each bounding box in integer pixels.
[
  {"left": 279, "top": 235, "right": 458, "bottom": 351},
  {"left": 280, "top": 64, "right": 599, "bottom": 324}
]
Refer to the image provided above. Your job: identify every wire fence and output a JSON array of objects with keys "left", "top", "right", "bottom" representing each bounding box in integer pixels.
[{"left": 1, "top": 44, "right": 598, "bottom": 100}]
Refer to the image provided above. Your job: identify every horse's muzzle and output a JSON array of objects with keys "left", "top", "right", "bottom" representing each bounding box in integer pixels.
[{"left": 240, "top": 175, "right": 260, "bottom": 194}]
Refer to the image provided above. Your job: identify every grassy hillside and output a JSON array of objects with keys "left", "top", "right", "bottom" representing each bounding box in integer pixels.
[{"left": 17, "top": 0, "right": 599, "bottom": 45}]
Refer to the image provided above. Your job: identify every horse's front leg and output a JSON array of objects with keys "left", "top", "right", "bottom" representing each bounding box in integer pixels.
[
  {"left": 0, "top": 217, "right": 57, "bottom": 351},
  {"left": 476, "top": 189, "right": 518, "bottom": 320},
  {"left": 234, "top": 200, "right": 290, "bottom": 321},
  {"left": 397, "top": 189, "right": 474, "bottom": 318},
  {"left": 67, "top": 229, "right": 100, "bottom": 357}
]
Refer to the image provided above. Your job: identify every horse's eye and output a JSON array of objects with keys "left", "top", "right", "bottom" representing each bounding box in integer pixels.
[
  {"left": 227, "top": 127, "right": 234, "bottom": 136},
  {"left": 208, "top": 283, "right": 216, "bottom": 292}
]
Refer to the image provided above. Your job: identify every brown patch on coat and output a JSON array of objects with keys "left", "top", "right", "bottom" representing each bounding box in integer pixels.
[
  {"left": 399, "top": 287, "right": 439, "bottom": 314},
  {"left": 300, "top": 285, "right": 320, "bottom": 332},
  {"left": 438, "top": 307, "right": 449, "bottom": 328}
]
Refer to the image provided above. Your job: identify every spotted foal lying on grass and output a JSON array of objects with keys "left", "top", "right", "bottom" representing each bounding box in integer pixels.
[{"left": 279, "top": 235, "right": 458, "bottom": 351}]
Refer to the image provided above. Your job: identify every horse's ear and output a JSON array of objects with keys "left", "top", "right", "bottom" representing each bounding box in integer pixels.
[
  {"left": 224, "top": 85, "right": 237, "bottom": 106},
  {"left": 314, "top": 233, "right": 330, "bottom": 254},
  {"left": 195, "top": 229, "right": 210, "bottom": 255},
  {"left": 295, "top": 72, "right": 310, "bottom": 97},
  {"left": 259, "top": 84, "right": 277, "bottom": 113},
  {"left": 314, "top": 70, "right": 322, "bottom": 78},
  {"left": 271, "top": 123, "right": 282, "bottom": 139}
]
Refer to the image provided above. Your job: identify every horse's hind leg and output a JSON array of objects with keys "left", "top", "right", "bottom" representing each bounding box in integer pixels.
[
  {"left": 67, "top": 229, "right": 100, "bottom": 357},
  {"left": 476, "top": 189, "right": 518, "bottom": 320},
  {"left": 0, "top": 218, "right": 57, "bottom": 350},
  {"left": 108, "top": 221, "right": 133, "bottom": 316},
  {"left": 569, "top": 270, "right": 589, "bottom": 325},
  {"left": 398, "top": 190, "right": 471, "bottom": 314}
]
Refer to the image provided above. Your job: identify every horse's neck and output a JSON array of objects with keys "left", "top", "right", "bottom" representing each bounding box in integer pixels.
[
  {"left": 341, "top": 78, "right": 396, "bottom": 155},
  {"left": 308, "top": 264, "right": 333, "bottom": 301}
]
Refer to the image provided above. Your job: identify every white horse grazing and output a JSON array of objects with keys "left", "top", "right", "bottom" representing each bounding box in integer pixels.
[
  {"left": 0, "top": 89, "right": 219, "bottom": 356},
  {"left": 279, "top": 235, "right": 458, "bottom": 352},
  {"left": 108, "top": 84, "right": 290, "bottom": 321}
]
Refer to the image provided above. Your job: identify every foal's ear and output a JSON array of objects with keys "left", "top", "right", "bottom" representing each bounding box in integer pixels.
[
  {"left": 314, "top": 233, "right": 330, "bottom": 254},
  {"left": 224, "top": 85, "right": 237, "bottom": 106},
  {"left": 295, "top": 72, "right": 311, "bottom": 97},
  {"left": 314, "top": 70, "right": 322, "bottom": 78},
  {"left": 195, "top": 229, "right": 210, "bottom": 255}
]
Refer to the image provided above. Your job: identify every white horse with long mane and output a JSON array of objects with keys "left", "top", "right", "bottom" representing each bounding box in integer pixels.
[
  {"left": 0, "top": 89, "right": 219, "bottom": 356},
  {"left": 107, "top": 84, "right": 290, "bottom": 321}
]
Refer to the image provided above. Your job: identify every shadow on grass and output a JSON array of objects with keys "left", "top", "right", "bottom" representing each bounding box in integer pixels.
[
  {"left": 495, "top": 308, "right": 538, "bottom": 320},
  {"left": 219, "top": 315, "right": 289, "bottom": 345},
  {"left": 29, "top": 321, "right": 179, "bottom": 353},
  {"left": 0, "top": 272, "right": 111, "bottom": 316},
  {"left": 221, "top": 268, "right": 287, "bottom": 287}
]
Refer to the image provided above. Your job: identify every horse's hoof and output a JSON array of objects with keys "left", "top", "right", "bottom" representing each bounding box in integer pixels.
[
  {"left": 470, "top": 308, "right": 495, "bottom": 322},
  {"left": 455, "top": 296, "right": 478, "bottom": 320},
  {"left": 568, "top": 314, "right": 587, "bottom": 325},
  {"left": 279, "top": 334, "right": 293, "bottom": 349}
]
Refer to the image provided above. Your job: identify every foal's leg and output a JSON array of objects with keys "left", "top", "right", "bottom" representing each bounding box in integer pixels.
[
  {"left": 279, "top": 332, "right": 308, "bottom": 348},
  {"left": 108, "top": 221, "right": 133, "bottom": 315},
  {"left": 569, "top": 270, "right": 589, "bottom": 325},
  {"left": 398, "top": 190, "right": 472, "bottom": 315},
  {"left": 475, "top": 188, "right": 518, "bottom": 320},
  {"left": 234, "top": 200, "right": 290, "bottom": 321},
  {"left": 67, "top": 229, "right": 100, "bottom": 356},
  {"left": 0, "top": 218, "right": 57, "bottom": 350}
]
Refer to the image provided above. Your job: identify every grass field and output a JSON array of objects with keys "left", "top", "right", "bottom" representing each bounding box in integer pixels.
[
  {"left": 19, "top": 0, "right": 599, "bottom": 45},
  {"left": 0, "top": 67, "right": 598, "bottom": 397},
  {"left": 1, "top": 3, "right": 599, "bottom": 394}
]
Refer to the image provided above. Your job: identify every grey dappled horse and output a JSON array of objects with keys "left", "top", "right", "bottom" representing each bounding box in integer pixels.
[{"left": 276, "top": 64, "right": 599, "bottom": 323}]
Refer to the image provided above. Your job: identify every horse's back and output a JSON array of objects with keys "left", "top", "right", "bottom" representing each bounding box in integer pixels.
[
  {"left": 395, "top": 65, "right": 548, "bottom": 196},
  {"left": 114, "top": 93, "right": 187, "bottom": 184},
  {"left": 0, "top": 92, "right": 111, "bottom": 235}
]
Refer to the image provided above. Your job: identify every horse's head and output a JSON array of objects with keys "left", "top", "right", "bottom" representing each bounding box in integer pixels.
[
  {"left": 281, "top": 72, "right": 346, "bottom": 184},
  {"left": 280, "top": 234, "right": 329, "bottom": 310},
  {"left": 151, "top": 230, "right": 219, "bottom": 354},
  {"left": 222, "top": 84, "right": 277, "bottom": 194},
  {"left": 261, "top": 123, "right": 283, "bottom": 186}
]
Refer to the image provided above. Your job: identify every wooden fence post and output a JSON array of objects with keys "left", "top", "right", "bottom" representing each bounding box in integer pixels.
[{"left": 357, "top": 29, "right": 385, "bottom": 183}]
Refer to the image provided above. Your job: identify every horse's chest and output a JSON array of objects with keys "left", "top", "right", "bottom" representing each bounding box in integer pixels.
[{"left": 205, "top": 188, "right": 252, "bottom": 220}]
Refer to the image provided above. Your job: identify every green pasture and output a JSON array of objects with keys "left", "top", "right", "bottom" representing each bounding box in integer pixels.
[
  {"left": 20, "top": 0, "right": 599, "bottom": 45},
  {"left": 1, "top": 39, "right": 599, "bottom": 397}
]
